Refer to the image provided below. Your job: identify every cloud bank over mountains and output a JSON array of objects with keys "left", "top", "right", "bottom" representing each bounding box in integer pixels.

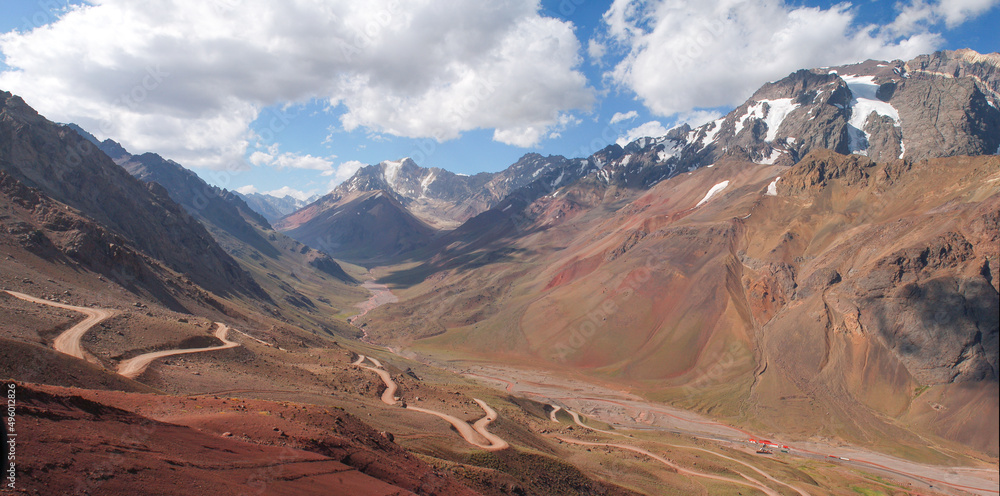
[{"left": 0, "top": 0, "right": 594, "bottom": 169}]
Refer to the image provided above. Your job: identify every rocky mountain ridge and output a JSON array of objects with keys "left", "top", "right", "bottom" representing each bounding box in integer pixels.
[
  {"left": 569, "top": 49, "right": 999, "bottom": 194},
  {"left": 327, "top": 153, "right": 596, "bottom": 229}
]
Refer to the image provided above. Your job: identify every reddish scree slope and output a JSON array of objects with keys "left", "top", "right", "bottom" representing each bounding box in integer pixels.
[{"left": 12, "top": 383, "right": 479, "bottom": 495}]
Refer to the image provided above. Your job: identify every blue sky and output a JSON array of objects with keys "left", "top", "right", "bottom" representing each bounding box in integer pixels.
[{"left": 1, "top": 0, "right": 997, "bottom": 200}]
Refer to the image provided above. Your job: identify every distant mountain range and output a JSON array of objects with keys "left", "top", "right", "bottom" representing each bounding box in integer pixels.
[
  {"left": 327, "top": 154, "right": 596, "bottom": 229},
  {"left": 273, "top": 153, "right": 598, "bottom": 261},
  {"left": 234, "top": 190, "right": 319, "bottom": 223}
]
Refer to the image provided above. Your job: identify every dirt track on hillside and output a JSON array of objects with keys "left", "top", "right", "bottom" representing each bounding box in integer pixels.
[
  {"left": 354, "top": 354, "right": 508, "bottom": 451},
  {"left": 7, "top": 290, "right": 242, "bottom": 381},
  {"left": 557, "top": 436, "right": 781, "bottom": 495},
  {"left": 5, "top": 290, "right": 116, "bottom": 360},
  {"left": 117, "top": 322, "right": 239, "bottom": 379}
]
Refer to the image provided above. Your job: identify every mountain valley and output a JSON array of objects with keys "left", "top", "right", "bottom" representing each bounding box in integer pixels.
[{"left": 1, "top": 47, "right": 998, "bottom": 496}]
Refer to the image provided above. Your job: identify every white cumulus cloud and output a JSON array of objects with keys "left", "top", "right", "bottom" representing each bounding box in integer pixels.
[
  {"left": 599, "top": 0, "right": 948, "bottom": 118},
  {"left": 247, "top": 144, "right": 334, "bottom": 173},
  {"left": 889, "top": 0, "right": 1000, "bottom": 35},
  {"left": 331, "top": 160, "right": 367, "bottom": 183},
  {"left": 0, "top": 0, "right": 595, "bottom": 169},
  {"left": 587, "top": 38, "right": 607, "bottom": 63},
  {"left": 616, "top": 120, "right": 670, "bottom": 146},
  {"left": 610, "top": 110, "right": 638, "bottom": 124},
  {"left": 265, "top": 186, "right": 315, "bottom": 202}
]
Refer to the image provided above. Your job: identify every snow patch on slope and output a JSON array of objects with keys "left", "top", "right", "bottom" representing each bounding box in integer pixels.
[
  {"left": 734, "top": 99, "right": 799, "bottom": 141},
  {"left": 696, "top": 180, "right": 730, "bottom": 207},
  {"left": 841, "top": 75, "right": 901, "bottom": 155},
  {"left": 382, "top": 159, "right": 405, "bottom": 187},
  {"left": 757, "top": 148, "right": 783, "bottom": 165},
  {"left": 766, "top": 177, "right": 781, "bottom": 196},
  {"left": 701, "top": 117, "right": 726, "bottom": 145},
  {"left": 761, "top": 99, "right": 799, "bottom": 142},
  {"left": 657, "top": 141, "right": 683, "bottom": 162},
  {"left": 552, "top": 171, "right": 566, "bottom": 188},
  {"left": 419, "top": 171, "right": 436, "bottom": 198}
]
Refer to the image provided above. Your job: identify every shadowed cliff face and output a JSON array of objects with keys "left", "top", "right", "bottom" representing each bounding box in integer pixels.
[
  {"left": 852, "top": 231, "right": 998, "bottom": 384},
  {"left": 0, "top": 170, "right": 191, "bottom": 310}
]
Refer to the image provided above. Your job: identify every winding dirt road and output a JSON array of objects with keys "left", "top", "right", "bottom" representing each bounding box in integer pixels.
[
  {"left": 117, "top": 323, "right": 239, "bottom": 379},
  {"left": 405, "top": 402, "right": 509, "bottom": 451},
  {"left": 565, "top": 408, "right": 618, "bottom": 436},
  {"left": 557, "top": 436, "right": 781, "bottom": 496},
  {"left": 353, "top": 355, "right": 508, "bottom": 451},
  {"left": 6, "top": 290, "right": 242, "bottom": 380},
  {"left": 353, "top": 355, "right": 399, "bottom": 405},
  {"left": 548, "top": 405, "right": 561, "bottom": 422},
  {"left": 5, "top": 290, "right": 116, "bottom": 360},
  {"left": 471, "top": 399, "right": 509, "bottom": 450},
  {"left": 559, "top": 404, "right": 811, "bottom": 495}
]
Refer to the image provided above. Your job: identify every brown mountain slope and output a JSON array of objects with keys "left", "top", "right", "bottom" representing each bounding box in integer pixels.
[
  {"left": 359, "top": 150, "right": 999, "bottom": 457},
  {"left": 0, "top": 91, "right": 265, "bottom": 302},
  {"left": 0, "top": 171, "right": 213, "bottom": 312},
  {"left": 68, "top": 129, "right": 365, "bottom": 335},
  {"left": 277, "top": 190, "right": 436, "bottom": 264}
]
